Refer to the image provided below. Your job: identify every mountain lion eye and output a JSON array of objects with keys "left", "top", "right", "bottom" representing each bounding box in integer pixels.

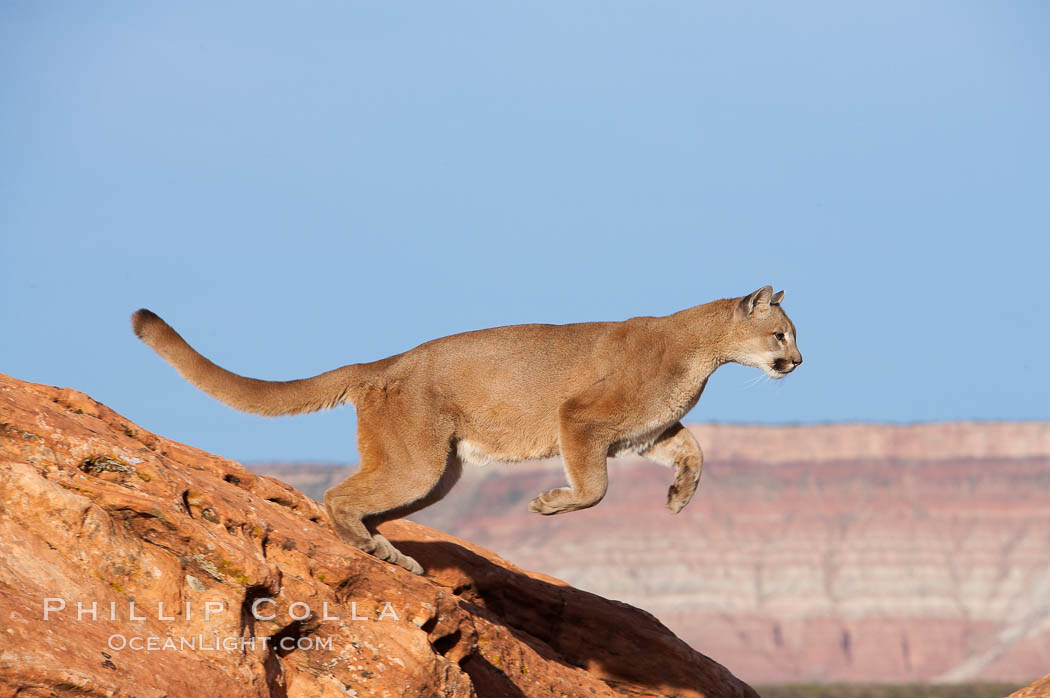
[{"left": 774, "top": 332, "right": 785, "bottom": 341}]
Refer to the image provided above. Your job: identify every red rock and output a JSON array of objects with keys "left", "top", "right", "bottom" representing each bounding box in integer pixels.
[
  {"left": 0, "top": 373, "right": 756, "bottom": 698},
  {"left": 1009, "top": 674, "right": 1050, "bottom": 698}
]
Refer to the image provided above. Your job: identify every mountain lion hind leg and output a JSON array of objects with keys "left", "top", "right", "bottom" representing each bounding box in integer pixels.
[
  {"left": 641, "top": 422, "right": 703, "bottom": 514},
  {"left": 323, "top": 412, "right": 455, "bottom": 575}
]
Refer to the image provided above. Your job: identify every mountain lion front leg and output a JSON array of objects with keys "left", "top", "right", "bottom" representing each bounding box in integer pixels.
[
  {"left": 529, "top": 388, "right": 613, "bottom": 515},
  {"left": 641, "top": 422, "right": 703, "bottom": 514},
  {"left": 528, "top": 426, "right": 608, "bottom": 515}
]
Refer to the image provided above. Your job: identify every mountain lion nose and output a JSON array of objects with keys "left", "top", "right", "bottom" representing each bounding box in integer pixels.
[{"left": 792, "top": 356, "right": 803, "bottom": 366}]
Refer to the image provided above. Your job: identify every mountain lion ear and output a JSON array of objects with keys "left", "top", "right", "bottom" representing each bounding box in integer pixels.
[
  {"left": 740, "top": 286, "right": 774, "bottom": 315},
  {"left": 771, "top": 290, "right": 785, "bottom": 305}
]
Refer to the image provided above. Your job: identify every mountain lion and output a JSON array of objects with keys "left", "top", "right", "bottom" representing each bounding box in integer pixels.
[{"left": 132, "top": 286, "right": 802, "bottom": 574}]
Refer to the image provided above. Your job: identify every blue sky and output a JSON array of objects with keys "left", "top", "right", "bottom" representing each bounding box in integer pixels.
[{"left": 3, "top": 2, "right": 1048, "bottom": 461}]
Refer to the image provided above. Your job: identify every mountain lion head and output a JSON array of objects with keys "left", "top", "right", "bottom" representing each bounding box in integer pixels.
[{"left": 729, "top": 286, "right": 803, "bottom": 379}]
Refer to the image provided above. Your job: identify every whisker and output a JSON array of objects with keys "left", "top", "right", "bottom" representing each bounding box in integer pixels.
[
  {"left": 741, "top": 373, "right": 766, "bottom": 390},
  {"left": 742, "top": 371, "right": 778, "bottom": 390}
]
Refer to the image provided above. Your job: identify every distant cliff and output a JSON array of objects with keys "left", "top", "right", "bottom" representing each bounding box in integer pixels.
[{"left": 251, "top": 421, "right": 1050, "bottom": 685}]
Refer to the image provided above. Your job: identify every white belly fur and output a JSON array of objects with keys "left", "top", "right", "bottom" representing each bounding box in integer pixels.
[
  {"left": 457, "top": 428, "right": 666, "bottom": 466},
  {"left": 455, "top": 440, "right": 555, "bottom": 466}
]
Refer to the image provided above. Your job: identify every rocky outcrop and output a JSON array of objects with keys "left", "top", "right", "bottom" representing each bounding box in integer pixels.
[
  {"left": 253, "top": 422, "right": 1050, "bottom": 685},
  {"left": 1009, "top": 674, "right": 1050, "bottom": 698},
  {"left": 0, "top": 373, "right": 756, "bottom": 698}
]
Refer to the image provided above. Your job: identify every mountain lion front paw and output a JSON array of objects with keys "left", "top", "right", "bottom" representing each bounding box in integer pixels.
[
  {"left": 667, "top": 465, "right": 700, "bottom": 514},
  {"left": 528, "top": 487, "right": 575, "bottom": 515}
]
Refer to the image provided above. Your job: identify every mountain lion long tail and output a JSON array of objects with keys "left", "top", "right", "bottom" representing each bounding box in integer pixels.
[{"left": 130, "top": 309, "right": 365, "bottom": 417}]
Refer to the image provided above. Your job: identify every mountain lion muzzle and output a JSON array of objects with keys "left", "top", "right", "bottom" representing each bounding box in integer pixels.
[{"left": 131, "top": 285, "right": 802, "bottom": 574}]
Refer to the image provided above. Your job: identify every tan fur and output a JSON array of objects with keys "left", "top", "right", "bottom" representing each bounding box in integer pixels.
[{"left": 131, "top": 286, "right": 802, "bottom": 574}]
